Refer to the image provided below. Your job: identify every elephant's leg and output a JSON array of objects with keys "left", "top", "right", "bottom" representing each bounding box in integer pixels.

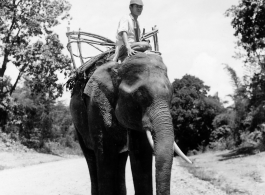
[
  {"left": 89, "top": 104, "right": 128, "bottom": 195},
  {"left": 129, "top": 130, "right": 153, "bottom": 195},
  {"left": 76, "top": 130, "right": 99, "bottom": 195},
  {"left": 95, "top": 142, "right": 128, "bottom": 195}
]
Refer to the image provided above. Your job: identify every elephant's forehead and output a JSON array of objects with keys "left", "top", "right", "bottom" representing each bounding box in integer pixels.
[
  {"left": 119, "top": 53, "right": 167, "bottom": 73},
  {"left": 118, "top": 54, "right": 171, "bottom": 98}
]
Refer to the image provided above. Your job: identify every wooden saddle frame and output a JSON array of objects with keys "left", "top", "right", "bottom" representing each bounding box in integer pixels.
[{"left": 66, "top": 26, "right": 160, "bottom": 70}]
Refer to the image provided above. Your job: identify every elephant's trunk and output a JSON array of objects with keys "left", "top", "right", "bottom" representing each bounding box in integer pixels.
[
  {"left": 147, "top": 100, "right": 174, "bottom": 195},
  {"left": 146, "top": 131, "right": 193, "bottom": 164}
]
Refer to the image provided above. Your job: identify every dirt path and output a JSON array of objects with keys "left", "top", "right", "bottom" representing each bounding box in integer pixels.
[{"left": 0, "top": 157, "right": 226, "bottom": 195}]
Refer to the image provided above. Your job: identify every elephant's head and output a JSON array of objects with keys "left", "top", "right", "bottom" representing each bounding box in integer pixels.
[{"left": 115, "top": 52, "right": 191, "bottom": 195}]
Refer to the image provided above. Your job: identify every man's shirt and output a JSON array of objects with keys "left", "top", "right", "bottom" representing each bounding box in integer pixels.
[{"left": 116, "top": 13, "right": 141, "bottom": 47}]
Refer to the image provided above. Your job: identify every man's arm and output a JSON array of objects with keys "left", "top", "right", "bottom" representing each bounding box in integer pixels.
[
  {"left": 122, "top": 32, "right": 137, "bottom": 57},
  {"left": 113, "top": 45, "right": 120, "bottom": 62}
]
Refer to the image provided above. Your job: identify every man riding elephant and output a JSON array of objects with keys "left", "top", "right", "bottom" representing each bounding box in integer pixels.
[
  {"left": 69, "top": 1, "right": 192, "bottom": 194},
  {"left": 113, "top": 0, "right": 144, "bottom": 62}
]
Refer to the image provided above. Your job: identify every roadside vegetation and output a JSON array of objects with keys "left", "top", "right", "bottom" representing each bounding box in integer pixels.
[
  {"left": 0, "top": 0, "right": 81, "bottom": 156},
  {"left": 171, "top": 0, "right": 265, "bottom": 155},
  {"left": 175, "top": 1, "right": 265, "bottom": 194}
]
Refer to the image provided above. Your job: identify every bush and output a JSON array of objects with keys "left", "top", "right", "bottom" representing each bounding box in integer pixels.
[
  {"left": 40, "top": 140, "right": 82, "bottom": 156},
  {"left": 0, "top": 129, "right": 31, "bottom": 152},
  {"left": 65, "top": 135, "right": 75, "bottom": 148},
  {"left": 209, "top": 136, "right": 236, "bottom": 151},
  {"left": 239, "top": 124, "right": 265, "bottom": 151},
  {"left": 20, "top": 128, "right": 42, "bottom": 149},
  {"left": 210, "top": 125, "right": 231, "bottom": 141},
  {"left": 187, "top": 149, "right": 199, "bottom": 156},
  {"left": 209, "top": 125, "right": 235, "bottom": 151},
  {"left": 40, "top": 141, "right": 57, "bottom": 154}
]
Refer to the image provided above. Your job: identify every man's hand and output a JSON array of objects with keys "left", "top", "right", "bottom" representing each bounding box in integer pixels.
[{"left": 126, "top": 46, "right": 137, "bottom": 57}]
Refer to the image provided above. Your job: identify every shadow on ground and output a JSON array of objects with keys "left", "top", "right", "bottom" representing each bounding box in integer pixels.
[{"left": 218, "top": 146, "right": 260, "bottom": 161}]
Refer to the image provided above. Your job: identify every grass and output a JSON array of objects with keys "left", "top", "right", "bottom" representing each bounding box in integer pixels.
[
  {"left": 180, "top": 161, "right": 250, "bottom": 195},
  {"left": 244, "top": 171, "right": 263, "bottom": 183}
]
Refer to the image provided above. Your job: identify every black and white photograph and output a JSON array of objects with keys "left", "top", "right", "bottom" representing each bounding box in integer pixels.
[{"left": 0, "top": 0, "right": 265, "bottom": 194}]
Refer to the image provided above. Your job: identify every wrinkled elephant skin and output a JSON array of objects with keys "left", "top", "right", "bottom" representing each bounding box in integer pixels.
[{"left": 70, "top": 52, "right": 175, "bottom": 195}]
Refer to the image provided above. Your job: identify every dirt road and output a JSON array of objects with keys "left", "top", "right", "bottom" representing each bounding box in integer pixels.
[{"left": 0, "top": 157, "right": 226, "bottom": 195}]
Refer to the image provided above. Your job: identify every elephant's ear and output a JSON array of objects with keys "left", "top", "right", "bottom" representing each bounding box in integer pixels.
[{"left": 84, "top": 61, "right": 118, "bottom": 128}]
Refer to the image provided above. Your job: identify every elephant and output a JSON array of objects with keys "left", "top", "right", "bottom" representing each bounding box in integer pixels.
[{"left": 70, "top": 51, "right": 191, "bottom": 195}]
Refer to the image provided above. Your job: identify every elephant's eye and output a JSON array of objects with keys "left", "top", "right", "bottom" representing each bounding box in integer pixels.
[
  {"left": 136, "top": 91, "right": 142, "bottom": 97},
  {"left": 133, "top": 88, "right": 153, "bottom": 107}
]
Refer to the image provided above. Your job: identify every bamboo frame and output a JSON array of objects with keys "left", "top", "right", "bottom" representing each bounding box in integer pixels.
[
  {"left": 66, "top": 30, "right": 115, "bottom": 70},
  {"left": 66, "top": 31, "right": 114, "bottom": 44},
  {"left": 77, "top": 29, "right": 84, "bottom": 64},
  {"left": 141, "top": 28, "right": 159, "bottom": 41},
  {"left": 66, "top": 26, "right": 160, "bottom": 70},
  {"left": 141, "top": 26, "right": 159, "bottom": 52},
  {"left": 67, "top": 27, "right": 76, "bottom": 70}
]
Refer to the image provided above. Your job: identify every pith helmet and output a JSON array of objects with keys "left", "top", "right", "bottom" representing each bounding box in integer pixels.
[{"left": 130, "top": 0, "right": 144, "bottom": 6}]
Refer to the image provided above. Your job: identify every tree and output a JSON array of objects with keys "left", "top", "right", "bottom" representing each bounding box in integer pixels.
[
  {"left": 171, "top": 74, "right": 224, "bottom": 153},
  {"left": 220, "top": 64, "right": 250, "bottom": 144},
  {"left": 225, "top": 0, "right": 265, "bottom": 71},
  {"left": 0, "top": 0, "right": 71, "bottom": 99},
  {"left": 247, "top": 72, "right": 265, "bottom": 130},
  {"left": 8, "top": 80, "right": 75, "bottom": 149},
  {"left": 22, "top": 34, "right": 71, "bottom": 100},
  {"left": 225, "top": 0, "right": 265, "bottom": 147},
  {"left": 0, "top": 76, "right": 23, "bottom": 131},
  {"left": 50, "top": 100, "right": 73, "bottom": 140}
]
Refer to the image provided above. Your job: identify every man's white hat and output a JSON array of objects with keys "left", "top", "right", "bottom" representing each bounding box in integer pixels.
[{"left": 130, "top": 0, "right": 144, "bottom": 6}]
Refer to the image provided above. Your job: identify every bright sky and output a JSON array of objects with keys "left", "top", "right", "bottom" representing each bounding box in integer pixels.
[{"left": 5, "top": 0, "right": 244, "bottom": 105}]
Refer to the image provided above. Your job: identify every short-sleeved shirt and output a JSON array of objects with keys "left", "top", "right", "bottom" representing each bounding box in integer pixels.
[{"left": 116, "top": 13, "right": 141, "bottom": 47}]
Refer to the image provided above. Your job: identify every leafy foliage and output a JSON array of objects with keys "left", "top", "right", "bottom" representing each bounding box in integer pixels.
[
  {"left": 0, "top": 0, "right": 71, "bottom": 98},
  {"left": 221, "top": 65, "right": 250, "bottom": 145},
  {"left": 210, "top": 112, "right": 236, "bottom": 150},
  {"left": 212, "top": 111, "right": 236, "bottom": 130},
  {"left": 0, "top": 76, "right": 25, "bottom": 131},
  {"left": 249, "top": 72, "right": 265, "bottom": 108},
  {"left": 225, "top": 0, "right": 265, "bottom": 70},
  {"left": 212, "top": 63, "right": 265, "bottom": 150},
  {"left": 23, "top": 34, "right": 72, "bottom": 100},
  {"left": 225, "top": 1, "right": 265, "bottom": 143},
  {"left": 171, "top": 75, "right": 224, "bottom": 153},
  {"left": 226, "top": 1, "right": 265, "bottom": 151},
  {"left": 0, "top": 0, "right": 72, "bottom": 134},
  {"left": 2, "top": 80, "right": 77, "bottom": 152}
]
